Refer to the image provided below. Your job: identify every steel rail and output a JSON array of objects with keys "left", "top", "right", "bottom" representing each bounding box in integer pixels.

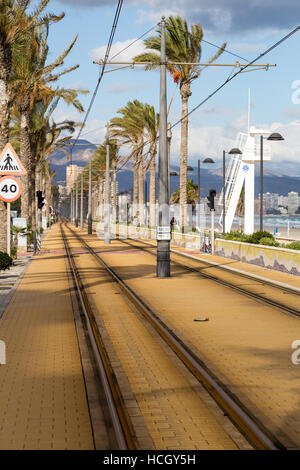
[
  {"left": 121, "top": 238, "right": 300, "bottom": 319},
  {"left": 67, "top": 224, "right": 285, "bottom": 450},
  {"left": 130, "top": 238, "right": 300, "bottom": 295},
  {"left": 60, "top": 223, "right": 137, "bottom": 450}
]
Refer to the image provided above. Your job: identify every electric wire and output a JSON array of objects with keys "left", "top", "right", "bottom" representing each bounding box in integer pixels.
[
  {"left": 115, "top": 23, "right": 300, "bottom": 174},
  {"left": 70, "top": 0, "right": 123, "bottom": 161}
]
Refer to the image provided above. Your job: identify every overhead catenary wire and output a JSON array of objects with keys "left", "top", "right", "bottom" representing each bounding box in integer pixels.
[
  {"left": 201, "top": 38, "right": 250, "bottom": 63},
  {"left": 70, "top": 0, "right": 124, "bottom": 161},
  {"left": 70, "top": 21, "right": 157, "bottom": 161},
  {"left": 170, "top": 24, "right": 300, "bottom": 131},
  {"left": 114, "top": 23, "right": 300, "bottom": 175}
]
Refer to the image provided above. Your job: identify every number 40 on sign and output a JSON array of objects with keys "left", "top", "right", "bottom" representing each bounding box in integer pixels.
[{"left": 0, "top": 176, "right": 22, "bottom": 203}]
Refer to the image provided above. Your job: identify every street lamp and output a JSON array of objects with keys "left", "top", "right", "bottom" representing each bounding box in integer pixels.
[
  {"left": 223, "top": 148, "right": 242, "bottom": 235},
  {"left": 260, "top": 132, "right": 284, "bottom": 231}
]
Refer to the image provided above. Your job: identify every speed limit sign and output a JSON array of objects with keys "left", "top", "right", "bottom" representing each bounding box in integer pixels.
[{"left": 0, "top": 176, "right": 22, "bottom": 202}]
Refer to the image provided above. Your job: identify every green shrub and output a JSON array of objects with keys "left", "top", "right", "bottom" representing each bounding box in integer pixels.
[
  {"left": 285, "top": 241, "right": 300, "bottom": 251},
  {"left": 259, "top": 237, "right": 280, "bottom": 247},
  {"left": 0, "top": 252, "right": 13, "bottom": 270},
  {"left": 246, "top": 230, "right": 274, "bottom": 244},
  {"left": 224, "top": 231, "right": 248, "bottom": 242},
  {"left": 11, "top": 247, "right": 17, "bottom": 259}
]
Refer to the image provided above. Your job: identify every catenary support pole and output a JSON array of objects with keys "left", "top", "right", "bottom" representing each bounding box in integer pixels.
[
  {"left": 156, "top": 17, "right": 170, "bottom": 278},
  {"left": 104, "top": 123, "right": 111, "bottom": 244},
  {"left": 197, "top": 160, "right": 201, "bottom": 230},
  {"left": 223, "top": 150, "right": 226, "bottom": 235},
  {"left": 71, "top": 188, "right": 73, "bottom": 223},
  {"left": 75, "top": 181, "right": 78, "bottom": 227},
  {"left": 80, "top": 172, "right": 83, "bottom": 230},
  {"left": 88, "top": 157, "right": 92, "bottom": 234}
]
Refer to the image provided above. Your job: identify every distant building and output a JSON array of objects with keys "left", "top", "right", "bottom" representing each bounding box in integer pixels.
[
  {"left": 66, "top": 165, "right": 83, "bottom": 194},
  {"left": 263, "top": 192, "right": 279, "bottom": 211},
  {"left": 278, "top": 195, "right": 288, "bottom": 207},
  {"left": 288, "top": 191, "right": 299, "bottom": 214}
]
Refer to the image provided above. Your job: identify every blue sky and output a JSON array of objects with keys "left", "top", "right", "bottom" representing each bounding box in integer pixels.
[{"left": 42, "top": 0, "right": 300, "bottom": 176}]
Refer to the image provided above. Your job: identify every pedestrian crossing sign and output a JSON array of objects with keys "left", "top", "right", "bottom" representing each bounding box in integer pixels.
[{"left": 0, "top": 143, "right": 27, "bottom": 176}]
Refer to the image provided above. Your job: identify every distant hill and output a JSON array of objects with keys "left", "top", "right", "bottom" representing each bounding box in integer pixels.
[
  {"left": 50, "top": 139, "right": 97, "bottom": 184},
  {"left": 50, "top": 141, "right": 300, "bottom": 196}
]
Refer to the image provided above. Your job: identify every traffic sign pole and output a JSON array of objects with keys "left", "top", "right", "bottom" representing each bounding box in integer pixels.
[{"left": 7, "top": 202, "right": 10, "bottom": 256}]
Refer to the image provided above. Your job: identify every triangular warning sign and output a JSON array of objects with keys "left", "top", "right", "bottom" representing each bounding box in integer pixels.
[{"left": 0, "top": 143, "right": 27, "bottom": 176}]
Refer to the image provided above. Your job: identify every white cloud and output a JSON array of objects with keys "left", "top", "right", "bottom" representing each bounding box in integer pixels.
[
  {"left": 169, "top": 117, "right": 300, "bottom": 174},
  {"left": 89, "top": 38, "right": 152, "bottom": 63}
]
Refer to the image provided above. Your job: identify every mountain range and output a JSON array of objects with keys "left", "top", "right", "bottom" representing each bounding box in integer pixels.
[{"left": 50, "top": 139, "right": 300, "bottom": 197}]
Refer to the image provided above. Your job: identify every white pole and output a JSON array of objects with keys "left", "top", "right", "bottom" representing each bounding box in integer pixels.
[
  {"left": 211, "top": 210, "right": 215, "bottom": 255},
  {"left": 7, "top": 202, "right": 10, "bottom": 256},
  {"left": 288, "top": 220, "right": 290, "bottom": 237}
]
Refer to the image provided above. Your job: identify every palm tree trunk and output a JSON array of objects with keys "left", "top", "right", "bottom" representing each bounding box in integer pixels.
[
  {"left": 0, "top": 42, "right": 11, "bottom": 252},
  {"left": 149, "top": 145, "right": 156, "bottom": 228},
  {"left": 133, "top": 153, "right": 138, "bottom": 219},
  {"left": 179, "top": 83, "right": 191, "bottom": 230},
  {"left": 30, "top": 160, "right": 37, "bottom": 230},
  {"left": 138, "top": 153, "right": 144, "bottom": 226},
  {"left": 112, "top": 162, "right": 117, "bottom": 223},
  {"left": 20, "top": 107, "right": 32, "bottom": 224}
]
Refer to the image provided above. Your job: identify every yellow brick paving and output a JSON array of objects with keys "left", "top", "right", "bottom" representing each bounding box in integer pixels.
[
  {"left": 83, "top": 231, "right": 300, "bottom": 449},
  {"left": 0, "top": 225, "right": 94, "bottom": 450},
  {"left": 66, "top": 226, "right": 238, "bottom": 450}
]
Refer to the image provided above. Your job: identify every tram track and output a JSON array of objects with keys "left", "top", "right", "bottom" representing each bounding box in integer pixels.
[
  {"left": 61, "top": 222, "right": 137, "bottom": 450},
  {"left": 63, "top": 221, "right": 287, "bottom": 451},
  {"left": 120, "top": 238, "right": 300, "bottom": 319}
]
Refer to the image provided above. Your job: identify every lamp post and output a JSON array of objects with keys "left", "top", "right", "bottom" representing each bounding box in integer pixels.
[
  {"left": 197, "top": 158, "right": 215, "bottom": 231},
  {"left": 87, "top": 156, "right": 92, "bottom": 235},
  {"left": 223, "top": 148, "right": 242, "bottom": 235},
  {"left": 260, "top": 132, "right": 284, "bottom": 231}
]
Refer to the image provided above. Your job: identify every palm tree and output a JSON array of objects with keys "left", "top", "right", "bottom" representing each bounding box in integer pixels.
[
  {"left": 0, "top": 0, "right": 62, "bottom": 251},
  {"left": 10, "top": 97, "right": 77, "bottom": 228},
  {"left": 236, "top": 187, "right": 245, "bottom": 232},
  {"left": 11, "top": 23, "right": 87, "bottom": 224},
  {"left": 171, "top": 178, "right": 199, "bottom": 208},
  {"left": 90, "top": 141, "right": 118, "bottom": 221},
  {"left": 110, "top": 100, "right": 145, "bottom": 224},
  {"left": 134, "top": 15, "right": 226, "bottom": 228},
  {"left": 139, "top": 104, "right": 159, "bottom": 227}
]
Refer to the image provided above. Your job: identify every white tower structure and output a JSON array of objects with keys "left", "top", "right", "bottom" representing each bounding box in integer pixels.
[{"left": 218, "top": 126, "right": 272, "bottom": 235}]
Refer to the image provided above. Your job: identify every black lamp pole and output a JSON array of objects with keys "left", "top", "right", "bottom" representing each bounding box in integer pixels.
[
  {"left": 260, "top": 132, "right": 284, "bottom": 232},
  {"left": 260, "top": 135, "right": 264, "bottom": 232},
  {"left": 197, "top": 160, "right": 200, "bottom": 229},
  {"left": 223, "top": 150, "right": 225, "bottom": 235}
]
